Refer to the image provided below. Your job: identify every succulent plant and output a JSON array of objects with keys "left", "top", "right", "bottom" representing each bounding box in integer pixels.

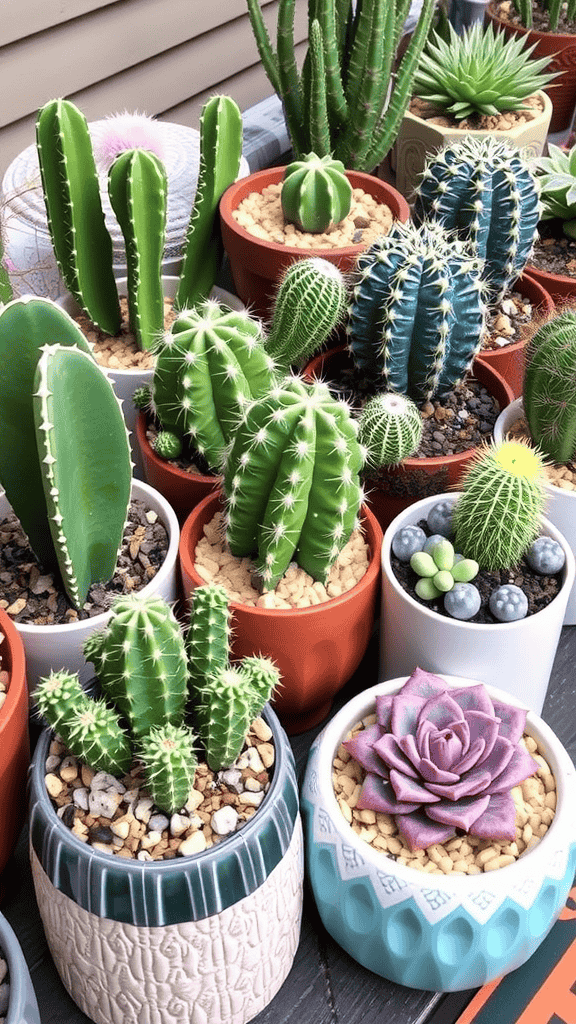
[
  {"left": 489, "top": 584, "right": 529, "bottom": 622},
  {"left": 511, "top": 0, "right": 576, "bottom": 32},
  {"left": 526, "top": 536, "right": 566, "bottom": 574},
  {"left": 414, "top": 136, "right": 541, "bottom": 302},
  {"left": 265, "top": 257, "right": 348, "bottom": 372},
  {"left": 532, "top": 143, "right": 576, "bottom": 239},
  {"left": 280, "top": 153, "right": 352, "bottom": 233},
  {"left": 347, "top": 219, "right": 487, "bottom": 403},
  {"left": 413, "top": 21, "right": 555, "bottom": 121},
  {"left": 152, "top": 431, "right": 183, "bottom": 460},
  {"left": 523, "top": 307, "right": 576, "bottom": 463},
  {"left": 358, "top": 392, "right": 423, "bottom": 468},
  {"left": 410, "top": 539, "right": 479, "bottom": 601},
  {"left": 0, "top": 296, "right": 132, "bottom": 608},
  {"left": 343, "top": 667, "right": 538, "bottom": 851},
  {"left": 245, "top": 0, "right": 436, "bottom": 171},
  {"left": 223, "top": 376, "right": 365, "bottom": 588},
  {"left": 443, "top": 582, "right": 481, "bottom": 620},
  {"left": 453, "top": 440, "right": 547, "bottom": 570}
]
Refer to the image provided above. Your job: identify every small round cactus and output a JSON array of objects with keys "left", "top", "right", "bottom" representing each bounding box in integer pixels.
[
  {"left": 427, "top": 500, "right": 454, "bottom": 538},
  {"left": 265, "top": 257, "right": 348, "bottom": 372},
  {"left": 489, "top": 584, "right": 529, "bottom": 622},
  {"left": 392, "top": 525, "right": 426, "bottom": 561},
  {"left": 133, "top": 383, "right": 152, "bottom": 410},
  {"left": 281, "top": 152, "right": 352, "bottom": 233},
  {"left": 358, "top": 392, "right": 423, "bottom": 468},
  {"left": 153, "top": 430, "right": 183, "bottom": 460},
  {"left": 444, "top": 582, "right": 481, "bottom": 620},
  {"left": 525, "top": 536, "right": 566, "bottom": 575}
]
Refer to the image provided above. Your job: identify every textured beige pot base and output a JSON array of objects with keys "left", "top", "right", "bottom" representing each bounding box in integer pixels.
[{"left": 31, "top": 817, "right": 303, "bottom": 1024}]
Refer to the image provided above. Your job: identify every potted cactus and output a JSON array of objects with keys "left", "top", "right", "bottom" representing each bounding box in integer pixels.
[
  {"left": 301, "top": 668, "right": 576, "bottom": 990},
  {"left": 28, "top": 587, "right": 303, "bottom": 1024},
  {"left": 380, "top": 439, "right": 575, "bottom": 714},
  {"left": 0, "top": 911, "right": 41, "bottom": 1024},
  {"left": 0, "top": 295, "right": 179, "bottom": 693}
]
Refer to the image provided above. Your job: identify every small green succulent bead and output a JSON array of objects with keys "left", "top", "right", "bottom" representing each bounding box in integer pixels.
[
  {"left": 452, "top": 558, "right": 479, "bottom": 583},
  {"left": 433, "top": 570, "right": 455, "bottom": 593},
  {"left": 415, "top": 577, "right": 442, "bottom": 600},
  {"left": 153, "top": 430, "right": 183, "bottom": 460},
  {"left": 410, "top": 551, "right": 437, "bottom": 577},
  {"left": 431, "top": 539, "right": 454, "bottom": 571}
]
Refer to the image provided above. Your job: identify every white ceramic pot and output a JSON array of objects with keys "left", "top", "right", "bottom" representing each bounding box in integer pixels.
[
  {"left": 301, "top": 674, "right": 576, "bottom": 990},
  {"left": 0, "top": 479, "right": 179, "bottom": 695},
  {"left": 380, "top": 492, "right": 575, "bottom": 714},
  {"left": 494, "top": 398, "right": 576, "bottom": 627}
]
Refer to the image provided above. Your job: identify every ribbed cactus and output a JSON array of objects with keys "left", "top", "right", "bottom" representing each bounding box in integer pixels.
[
  {"left": 36, "top": 98, "right": 121, "bottom": 336},
  {"left": 414, "top": 136, "right": 541, "bottom": 302},
  {"left": 453, "top": 440, "right": 546, "bottom": 570},
  {"left": 175, "top": 95, "right": 243, "bottom": 311},
  {"left": 280, "top": 153, "right": 352, "bottom": 233},
  {"left": 186, "top": 582, "right": 231, "bottom": 693},
  {"left": 223, "top": 377, "right": 365, "bottom": 587},
  {"left": 0, "top": 297, "right": 131, "bottom": 608},
  {"left": 153, "top": 431, "right": 183, "bottom": 460},
  {"left": 265, "top": 257, "right": 348, "bottom": 372},
  {"left": 34, "top": 670, "right": 90, "bottom": 746},
  {"left": 245, "top": 0, "right": 436, "bottom": 171},
  {"left": 347, "top": 220, "right": 487, "bottom": 402},
  {"left": 151, "top": 300, "right": 276, "bottom": 469},
  {"left": 65, "top": 699, "right": 133, "bottom": 776},
  {"left": 358, "top": 392, "right": 423, "bottom": 467},
  {"left": 108, "top": 148, "right": 167, "bottom": 351},
  {"left": 195, "top": 661, "right": 278, "bottom": 771},
  {"left": 139, "top": 723, "right": 198, "bottom": 813},
  {"left": 523, "top": 308, "right": 576, "bottom": 463}
]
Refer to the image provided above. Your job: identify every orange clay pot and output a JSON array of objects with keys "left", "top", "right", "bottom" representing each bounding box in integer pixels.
[
  {"left": 524, "top": 260, "right": 576, "bottom": 305},
  {"left": 0, "top": 606, "right": 29, "bottom": 888},
  {"left": 179, "top": 493, "right": 382, "bottom": 735}
]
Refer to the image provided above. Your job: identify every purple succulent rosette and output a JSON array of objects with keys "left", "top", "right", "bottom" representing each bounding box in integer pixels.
[{"left": 344, "top": 668, "right": 539, "bottom": 852}]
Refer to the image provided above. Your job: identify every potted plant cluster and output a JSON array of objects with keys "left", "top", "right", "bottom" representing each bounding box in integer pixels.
[
  {"left": 526, "top": 140, "right": 576, "bottom": 300},
  {"left": 29, "top": 586, "right": 303, "bottom": 1024},
  {"left": 301, "top": 667, "right": 576, "bottom": 990}
]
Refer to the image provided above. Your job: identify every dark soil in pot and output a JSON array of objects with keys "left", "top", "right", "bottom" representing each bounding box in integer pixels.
[{"left": 530, "top": 220, "right": 576, "bottom": 280}]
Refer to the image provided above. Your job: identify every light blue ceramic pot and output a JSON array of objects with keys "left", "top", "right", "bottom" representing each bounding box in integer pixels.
[{"left": 301, "top": 675, "right": 576, "bottom": 991}]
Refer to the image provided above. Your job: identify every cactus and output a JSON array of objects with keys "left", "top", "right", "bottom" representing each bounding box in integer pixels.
[
  {"left": 358, "top": 392, "right": 423, "bottom": 467},
  {"left": 511, "top": 0, "right": 576, "bottom": 32},
  {"left": 36, "top": 99, "right": 121, "bottom": 336},
  {"left": 245, "top": 0, "right": 436, "bottom": 171},
  {"left": 153, "top": 431, "right": 183, "bottom": 460},
  {"left": 175, "top": 95, "right": 243, "bottom": 311},
  {"left": 34, "top": 670, "right": 89, "bottom": 745},
  {"left": 265, "top": 257, "right": 348, "bottom": 372},
  {"left": 0, "top": 297, "right": 131, "bottom": 607},
  {"left": 414, "top": 136, "right": 541, "bottom": 302},
  {"left": 280, "top": 153, "right": 352, "bottom": 233},
  {"left": 453, "top": 440, "right": 547, "bottom": 570},
  {"left": 223, "top": 376, "right": 365, "bottom": 587},
  {"left": 108, "top": 148, "right": 167, "bottom": 351},
  {"left": 186, "top": 582, "right": 231, "bottom": 693},
  {"left": 139, "top": 723, "right": 198, "bottom": 813},
  {"left": 151, "top": 300, "right": 276, "bottom": 469},
  {"left": 523, "top": 308, "right": 576, "bottom": 463},
  {"left": 195, "top": 663, "right": 278, "bottom": 771},
  {"left": 347, "top": 219, "right": 487, "bottom": 402},
  {"left": 65, "top": 699, "right": 133, "bottom": 776}
]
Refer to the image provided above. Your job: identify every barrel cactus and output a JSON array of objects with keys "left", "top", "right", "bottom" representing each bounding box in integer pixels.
[
  {"left": 265, "top": 257, "right": 348, "bottom": 371},
  {"left": 523, "top": 307, "right": 576, "bottom": 463},
  {"left": 413, "top": 135, "right": 541, "bottom": 302},
  {"left": 347, "top": 219, "right": 487, "bottom": 403},
  {"left": 358, "top": 392, "right": 423, "bottom": 467},
  {"left": 281, "top": 153, "right": 352, "bottom": 233}
]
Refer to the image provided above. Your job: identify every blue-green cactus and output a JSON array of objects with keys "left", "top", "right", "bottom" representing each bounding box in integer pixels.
[
  {"left": 265, "top": 257, "right": 348, "bottom": 372},
  {"left": 281, "top": 153, "right": 352, "bottom": 233},
  {"left": 347, "top": 219, "right": 487, "bottom": 403}
]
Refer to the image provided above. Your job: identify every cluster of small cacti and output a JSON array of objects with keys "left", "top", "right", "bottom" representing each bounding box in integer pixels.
[
  {"left": 357, "top": 392, "right": 423, "bottom": 467},
  {"left": 280, "top": 153, "right": 352, "bottom": 234},
  {"left": 523, "top": 307, "right": 576, "bottom": 463},
  {"left": 35, "top": 587, "right": 280, "bottom": 814}
]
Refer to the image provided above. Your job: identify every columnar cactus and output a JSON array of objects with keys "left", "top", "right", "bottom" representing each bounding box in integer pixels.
[
  {"left": 280, "top": 153, "right": 352, "bottom": 233},
  {"left": 453, "top": 440, "right": 546, "bottom": 570},
  {"left": 108, "top": 148, "right": 167, "bottom": 351},
  {"left": 139, "top": 723, "right": 198, "bottom": 813},
  {"left": 196, "top": 659, "right": 278, "bottom": 771},
  {"left": 523, "top": 308, "right": 576, "bottom": 463},
  {"left": 151, "top": 300, "right": 276, "bottom": 469},
  {"left": 0, "top": 297, "right": 131, "bottom": 608},
  {"left": 265, "top": 257, "right": 348, "bottom": 371},
  {"left": 186, "top": 582, "right": 232, "bottom": 694},
  {"left": 413, "top": 136, "right": 541, "bottom": 302},
  {"left": 347, "top": 219, "right": 487, "bottom": 402},
  {"left": 223, "top": 376, "right": 365, "bottom": 587},
  {"left": 358, "top": 392, "right": 423, "bottom": 467}
]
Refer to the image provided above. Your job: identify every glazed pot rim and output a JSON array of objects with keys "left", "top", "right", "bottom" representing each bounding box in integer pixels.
[
  {"left": 312, "top": 672, "right": 576, "bottom": 891},
  {"left": 495, "top": 397, "right": 576, "bottom": 499},
  {"left": 381, "top": 490, "right": 576, "bottom": 631}
]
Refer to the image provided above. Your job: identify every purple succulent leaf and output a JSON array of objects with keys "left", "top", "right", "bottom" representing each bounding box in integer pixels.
[
  {"left": 464, "top": 710, "right": 500, "bottom": 763},
  {"left": 357, "top": 773, "right": 415, "bottom": 815},
  {"left": 400, "top": 667, "right": 450, "bottom": 700},
  {"left": 450, "top": 684, "right": 495, "bottom": 718},
  {"left": 416, "top": 718, "right": 434, "bottom": 761},
  {"left": 425, "top": 794, "right": 491, "bottom": 831},
  {"left": 485, "top": 746, "right": 539, "bottom": 796},
  {"left": 375, "top": 693, "right": 394, "bottom": 730},
  {"left": 417, "top": 756, "right": 460, "bottom": 786},
  {"left": 390, "top": 768, "right": 442, "bottom": 804},
  {"left": 390, "top": 693, "right": 429, "bottom": 738},
  {"left": 419, "top": 691, "right": 467, "bottom": 731},
  {"left": 395, "top": 810, "right": 456, "bottom": 852},
  {"left": 467, "top": 792, "right": 517, "bottom": 841},
  {"left": 343, "top": 723, "right": 388, "bottom": 777},
  {"left": 429, "top": 729, "right": 465, "bottom": 771},
  {"left": 476, "top": 734, "right": 515, "bottom": 782},
  {"left": 445, "top": 718, "right": 471, "bottom": 756},
  {"left": 373, "top": 733, "right": 420, "bottom": 779},
  {"left": 427, "top": 767, "right": 493, "bottom": 802},
  {"left": 491, "top": 701, "right": 527, "bottom": 745},
  {"left": 398, "top": 732, "right": 433, "bottom": 773},
  {"left": 452, "top": 735, "right": 486, "bottom": 775}
]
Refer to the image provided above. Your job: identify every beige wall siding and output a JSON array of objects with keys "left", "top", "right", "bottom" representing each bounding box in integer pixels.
[{"left": 0, "top": 0, "right": 308, "bottom": 181}]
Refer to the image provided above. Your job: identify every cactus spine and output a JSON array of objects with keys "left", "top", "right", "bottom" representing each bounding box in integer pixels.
[
  {"left": 348, "top": 220, "right": 487, "bottom": 402},
  {"left": 223, "top": 377, "right": 364, "bottom": 587},
  {"left": 414, "top": 136, "right": 541, "bottom": 302},
  {"left": 265, "top": 257, "right": 348, "bottom": 372},
  {"left": 108, "top": 148, "right": 167, "bottom": 351},
  {"left": 358, "top": 392, "right": 423, "bottom": 467},
  {"left": 453, "top": 440, "right": 546, "bottom": 570},
  {"left": 36, "top": 99, "right": 121, "bottom": 336},
  {"left": 523, "top": 308, "right": 576, "bottom": 463},
  {"left": 175, "top": 96, "right": 243, "bottom": 311},
  {"left": 281, "top": 153, "right": 352, "bottom": 233}
]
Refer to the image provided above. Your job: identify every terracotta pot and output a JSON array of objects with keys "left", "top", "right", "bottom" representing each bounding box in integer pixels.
[
  {"left": 474, "top": 271, "right": 554, "bottom": 398},
  {"left": 524, "top": 259, "right": 576, "bottom": 303},
  {"left": 0, "top": 607, "right": 29, "bottom": 885},
  {"left": 219, "top": 168, "right": 411, "bottom": 321},
  {"left": 179, "top": 492, "right": 383, "bottom": 734},
  {"left": 303, "top": 347, "right": 514, "bottom": 534},
  {"left": 485, "top": 3, "right": 576, "bottom": 134},
  {"left": 135, "top": 411, "right": 221, "bottom": 525}
]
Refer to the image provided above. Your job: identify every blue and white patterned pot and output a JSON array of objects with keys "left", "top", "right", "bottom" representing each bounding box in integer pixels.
[{"left": 301, "top": 675, "right": 576, "bottom": 992}]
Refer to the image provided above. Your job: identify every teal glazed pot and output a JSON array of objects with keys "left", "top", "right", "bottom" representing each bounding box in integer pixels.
[
  {"left": 301, "top": 675, "right": 576, "bottom": 992},
  {"left": 29, "top": 704, "right": 303, "bottom": 1024},
  {"left": 0, "top": 910, "right": 41, "bottom": 1024}
]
